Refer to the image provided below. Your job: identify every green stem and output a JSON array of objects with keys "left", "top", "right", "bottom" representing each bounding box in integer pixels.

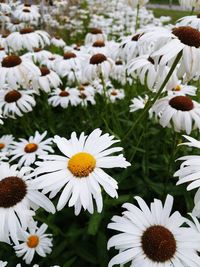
[
  {"left": 190, "top": 6, "right": 195, "bottom": 15},
  {"left": 123, "top": 51, "right": 182, "bottom": 142},
  {"left": 135, "top": 4, "right": 140, "bottom": 32}
]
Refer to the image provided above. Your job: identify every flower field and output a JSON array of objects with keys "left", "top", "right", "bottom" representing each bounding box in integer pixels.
[{"left": 1, "top": 0, "right": 200, "bottom": 266}]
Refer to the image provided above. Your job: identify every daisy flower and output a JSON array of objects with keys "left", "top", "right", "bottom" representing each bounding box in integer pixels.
[
  {"left": 14, "top": 222, "right": 53, "bottom": 264},
  {"left": 0, "top": 261, "right": 7, "bottom": 267},
  {"left": 110, "top": 60, "right": 127, "bottom": 85},
  {"left": 23, "top": 49, "right": 53, "bottom": 64},
  {"left": 6, "top": 28, "right": 50, "bottom": 53},
  {"left": 0, "top": 135, "right": 14, "bottom": 154},
  {"left": 0, "top": 162, "right": 55, "bottom": 244},
  {"left": 85, "top": 28, "right": 107, "bottom": 45},
  {"left": 107, "top": 88, "right": 125, "bottom": 103},
  {"left": 54, "top": 52, "right": 83, "bottom": 83},
  {"left": 107, "top": 195, "right": 200, "bottom": 267},
  {"left": 41, "top": 54, "right": 62, "bottom": 71},
  {"left": 151, "top": 26, "right": 200, "bottom": 80},
  {"left": 33, "top": 129, "right": 130, "bottom": 215},
  {"left": 152, "top": 95, "right": 200, "bottom": 134},
  {"left": 10, "top": 131, "right": 54, "bottom": 167},
  {"left": 177, "top": 14, "right": 200, "bottom": 31},
  {"left": 78, "top": 90, "right": 96, "bottom": 106},
  {"left": 0, "top": 55, "right": 40, "bottom": 89},
  {"left": 6, "top": 19, "right": 25, "bottom": 33},
  {"left": 13, "top": 6, "right": 40, "bottom": 23},
  {"left": 130, "top": 95, "right": 149, "bottom": 113},
  {"left": 51, "top": 36, "right": 66, "bottom": 48},
  {"left": 83, "top": 53, "right": 114, "bottom": 81},
  {"left": 32, "top": 67, "right": 61, "bottom": 93},
  {"left": 174, "top": 135, "right": 200, "bottom": 216},
  {"left": 48, "top": 87, "right": 80, "bottom": 108},
  {"left": 168, "top": 83, "right": 197, "bottom": 96},
  {"left": 0, "top": 87, "right": 36, "bottom": 118}
]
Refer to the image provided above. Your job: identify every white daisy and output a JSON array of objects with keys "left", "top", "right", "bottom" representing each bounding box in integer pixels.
[
  {"left": 0, "top": 87, "right": 36, "bottom": 118},
  {"left": 0, "top": 162, "right": 55, "bottom": 245},
  {"left": 23, "top": 49, "right": 52, "bottom": 64},
  {"left": 152, "top": 95, "right": 200, "bottom": 134},
  {"left": 85, "top": 28, "right": 107, "bottom": 45},
  {"left": 6, "top": 28, "right": 50, "bottom": 53},
  {"left": 13, "top": 6, "right": 40, "bottom": 23},
  {"left": 110, "top": 60, "right": 127, "bottom": 85},
  {"left": 174, "top": 135, "right": 200, "bottom": 217},
  {"left": 107, "top": 88, "right": 125, "bottom": 103},
  {"left": 10, "top": 131, "right": 54, "bottom": 167},
  {"left": 48, "top": 87, "right": 80, "bottom": 108},
  {"left": 0, "top": 134, "right": 14, "bottom": 154},
  {"left": 0, "top": 55, "right": 40, "bottom": 89},
  {"left": 0, "top": 261, "right": 7, "bottom": 267},
  {"left": 129, "top": 95, "right": 149, "bottom": 113},
  {"left": 33, "top": 129, "right": 130, "bottom": 215},
  {"left": 151, "top": 26, "right": 200, "bottom": 81},
  {"left": 108, "top": 195, "right": 200, "bottom": 267},
  {"left": 83, "top": 53, "right": 114, "bottom": 81},
  {"left": 6, "top": 19, "right": 25, "bottom": 33},
  {"left": 168, "top": 83, "right": 197, "bottom": 96},
  {"left": 51, "top": 36, "right": 66, "bottom": 48},
  {"left": 177, "top": 14, "right": 200, "bottom": 31},
  {"left": 14, "top": 222, "right": 53, "bottom": 264},
  {"left": 32, "top": 67, "right": 61, "bottom": 93}
]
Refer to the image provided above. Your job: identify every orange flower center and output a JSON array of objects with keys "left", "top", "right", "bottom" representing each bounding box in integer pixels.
[
  {"left": 27, "top": 235, "right": 39, "bottom": 248},
  {"left": 0, "top": 143, "right": 5, "bottom": 149},
  {"left": 68, "top": 152, "right": 96, "bottom": 178},
  {"left": 24, "top": 143, "right": 38, "bottom": 153}
]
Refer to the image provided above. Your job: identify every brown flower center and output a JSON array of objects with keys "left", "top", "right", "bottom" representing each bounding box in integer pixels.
[
  {"left": 0, "top": 176, "right": 27, "bottom": 208},
  {"left": 115, "top": 60, "right": 123, "bottom": 65},
  {"left": 92, "top": 40, "right": 105, "bottom": 47},
  {"left": 172, "top": 26, "right": 200, "bottom": 48},
  {"left": 22, "top": 8, "right": 31, "bottom": 13},
  {"left": 20, "top": 28, "right": 34, "bottom": 34},
  {"left": 132, "top": 34, "right": 141, "bottom": 41},
  {"left": 24, "top": 143, "right": 38, "bottom": 153},
  {"left": 0, "top": 47, "right": 4, "bottom": 51},
  {"left": 59, "top": 91, "right": 70, "bottom": 97},
  {"left": 79, "top": 85, "right": 85, "bottom": 91},
  {"left": 90, "top": 53, "right": 107, "bottom": 65},
  {"left": 79, "top": 93, "right": 87, "bottom": 99},
  {"left": 111, "top": 90, "right": 118, "bottom": 96},
  {"left": 34, "top": 48, "right": 42, "bottom": 52},
  {"left": 0, "top": 143, "right": 5, "bottom": 149},
  {"left": 40, "top": 67, "right": 50, "bottom": 76},
  {"left": 142, "top": 225, "right": 176, "bottom": 262},
  {"left": 197, "top": 14, "right": 200, "bottom": 18},
  {"left": 169, "top": 96, "right": 194, "bottom": 111},
  {"left": 90, "top": 28, "right": 102, "bottom": 34},
  {"left": 4, "top": 90, "right": 22, "bottom": 103},
  {"left": 148, "top": 57, "right": 154, "bottom": 64},
  {"left": 63, "top": 52, "right": 76, "bottom": 60},
  {"left": 2, "top": 55, "right": 22, "bottom": 68}
]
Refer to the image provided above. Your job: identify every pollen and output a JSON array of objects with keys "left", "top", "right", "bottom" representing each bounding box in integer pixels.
[
  {"left": 169, "top": 95, "right": 194, "bottom": 111},
  {"left": 68, "top": 152, "right": 96, "bottom": 178},
  {"left": 172, "top": 26, "right": 200, "bottom": 48},
  {"left": 27, "top": 235, "right": 39, "bottom": 248},
  {"left": 142, "top": 225, "right": 176, "bottom": 262},
  {"left": 2, "top": 55, "right": 22, "bottom": 68},
  {"left": 4, "top": 90, "right": 22, "bottom": 103},
  {"left": 111, "top": 90, "right": 118, "bottom": 96},
  {"left": 90, "top": 53, "right": 107, "bottom": 65},
  {"left": 24, "top": 143, "right": 38, "bottom": 153},
  {"left": 174, "top": 85, "right": 181, "bottom": 91}
]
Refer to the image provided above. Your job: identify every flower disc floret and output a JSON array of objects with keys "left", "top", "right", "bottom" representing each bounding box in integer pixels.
[
  {"left": 68, "top": 152, "right": 96, "bottom": 178},
  {"left": 169, "top": 96, "right": 194, "bottom": 111},
  {"left": 2, "top": 55, "right": 22, "bottom": 68},
  {"left": 27, "top": 235, "right": 39, "bottom": 248},
  {"left": 142, "top": 225, "right": 176, "bottom": 262},
  {"left": 0, "top": 176, "right": 27, "bottom": 208},
  {"left": 172, "top": 26, "right": 200, "bottom": 48},
  {"left": 4, "top": 90, "right": 21, "bottom": 103}
]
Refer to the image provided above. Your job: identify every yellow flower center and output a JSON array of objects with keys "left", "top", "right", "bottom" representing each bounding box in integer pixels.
[
  {"left": 0, "top": 143, "right": 5, "bottom": 149},
  {"left": 24, "top": 143, "right": 38, "bottom": 153},
  {"left": 27, "top": 235, "right": 39, "bottom": 248},
  {"left": 174, "top": 85, "right": 181, "bottom": 91},
  {"left": 68, "top": 152, "right": 96, "bottom": 178}
]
